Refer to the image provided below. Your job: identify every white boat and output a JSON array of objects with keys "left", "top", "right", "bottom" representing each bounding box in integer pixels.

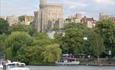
[
  {"left": 56, "top": 60, "right": 80, "bottom": 65},
  {"left": 3, "top": 62, "right": 30, "bottom": 70},
  {"left": 0, "top": 64, "right": 3, "bottom": 70}
]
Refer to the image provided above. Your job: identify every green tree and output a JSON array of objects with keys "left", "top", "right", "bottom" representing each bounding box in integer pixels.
[
  {"left": 32, "top": 32, "right": 52, "bottom": 46},
  {"left": 41, "top": 44, "right": 62, "bottom": 63},
  {"left": 18, "top": 16, "right": 25, "bottom": 22},
  {"left": 61, "top": 22, "right": 105, "bottom": 58},
  {"left": 10, "top": 24, "right": 36, "bottom": 35},
  {"left": 54, "top": 32, "right": 63, "bottom": 44},
  {"left": 0, "top": 34, "right": 7, "bottom": 53},
  {"left": 61, "top": 28, "right": 84, "bottom": 55},
  {"left": 5, "top": 32, "right": 33, "bottom": 61},
  {"left": 95, "top": 19, "right": 115, "bottom": 56},
  {"left": 89, "top": 32, "right": 105, "bottom": 57},
  {"left": 21, "top": 32, "right": 61, "bottom": 64},
  {"left": 16, "top": 45, "right": 44, "bottom": 64},
  {"left": 0, "top": 18, "right": 9, "bottom": 34}
]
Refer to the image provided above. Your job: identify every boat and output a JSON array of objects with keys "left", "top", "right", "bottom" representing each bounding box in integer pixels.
[
  {"left": 0, "top": 64, "right": 3, "bottom": 70},
  {"left": 0, "top": 61, "right": 3, "bottom": 70},
  {"left": 3, "top": 62, "right": 30, "bottom": 70},
  {"left": 56, "top": 60, "right": 80, "bottom": 65},
  {"left": 56, "top": 54, "right": 80, "bottom": 65}
]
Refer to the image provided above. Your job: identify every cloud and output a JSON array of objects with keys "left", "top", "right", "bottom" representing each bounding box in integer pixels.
[
  {"left": 0, "top": 0, "right": 115, "bottom": 19},
  {"left": 94, "top": 0, "right": 114, "bottom": 5},
  {"left": 78, "top": 11, "right": 86, "bottom": 15},
  {"left": 63, "top": 0, "right": 87, "bottom": 9}
]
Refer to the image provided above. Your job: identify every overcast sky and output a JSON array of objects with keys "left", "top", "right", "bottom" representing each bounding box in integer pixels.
[{"left": 0, "top": 0, "right": 115, "bottom": 20}]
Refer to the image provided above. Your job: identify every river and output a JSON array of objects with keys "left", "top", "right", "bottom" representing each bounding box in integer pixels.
[{"left": 28, "top": 66, "right": 115, "bottom": 70}]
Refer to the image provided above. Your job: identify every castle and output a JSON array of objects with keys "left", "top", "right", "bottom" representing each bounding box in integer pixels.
[{"left": 33, "top": 0, "right": 64, "bottom": 32}]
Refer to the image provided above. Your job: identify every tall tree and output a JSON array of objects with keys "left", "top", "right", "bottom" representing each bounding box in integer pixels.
[
  {"left": 0, "top": 34, "right": 7, "bottom": 56},
  {"left": 41, "top": 44, "right": 62, "bottom": 63},
  {"left": 95, "top": 19, "right": 115, "bottom": 56},
  {"left": 89, "top": 32, "right": 105, "bottom": 57},
  {"left": 0, "top": 18, "right": 9, "bottom": 34},
  {"left": 5, "top": 32, "right": 33, "bottom": 60},
  {"left": 10, "top": 24, "right": 36, "bottom": 35},
  {"left": 61, "top": 28, "right": 84, "bottom": 55}
]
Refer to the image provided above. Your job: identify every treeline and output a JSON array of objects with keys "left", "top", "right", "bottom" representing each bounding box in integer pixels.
[
  {"left": 0, "top": 18, "right": 61, "bottom": 64},
  {"left": 0, "top": 18, "right": 115, "bottom": 64}
]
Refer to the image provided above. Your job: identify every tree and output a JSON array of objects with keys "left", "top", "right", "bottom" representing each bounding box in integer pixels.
[
  {"left": 32, "top": 32, "right": 52, "bottom": 46},
  {"left": 61, "top": 22, "right": 105, "bottom": 58},
  {"left": 41, "top": 44, "right": 62, "bottom": 63},
  {"left": 5, "top": 32, "right": 33, "bottom": 61},
  {"left": 89, "top": 32, "right": 105, "bottom": 57},
  {"left": 16, "top": 45, "right": 44, "bottom": 64},
  {"left": 0, "top": 18, "right": 9, "bottom": 34},
  {"left": 54, "top": 32, "right": 63, "bottom": 44},
  {"left": 10, "top": 24, "right": 35, "bottom": 35},
  {"left": 64, "top": 23, "right": 91, "bottom": 39},
  {"left": 95, "top": 19, "right": 115, "bottom": 56},
  {"left": 61, "top": 28, "right": 84, "bottom": 55},
  {"left": 18, "top": 16, "right": 25, "bottom": 22},
  {"left": 25, "top": 33, "right": 61, "bottom": 64},
  {"left": 0, "top": 34, "right": 7, "bottom": 55}
]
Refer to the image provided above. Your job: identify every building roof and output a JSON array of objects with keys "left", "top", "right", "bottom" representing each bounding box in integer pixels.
[{"left": 81, "top": 16, "right": 95, "bottom": 21}]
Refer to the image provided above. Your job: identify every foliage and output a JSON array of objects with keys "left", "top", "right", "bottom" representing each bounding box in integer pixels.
[
  {"left": 54, "top": 32, "right": 63, "bottom": 44},
  {"left": 16, "top": 45, "right": 44, "bottom": 64},
  {"left": 61, "top": 28, "right": 84, "bottom": 55},
  {"left": 5, "top": 32, "right": 33, "bottom": 61},
  {"left": 61, "top": 22, "right": 105, "bottom": 57},
  {"left": 89, "top": 32, "right": 105, "bottom": 57},
  {"left": 0, "top": 34, "right": 7, "bottom": 53},
  {"left": 95, "top": 19, "right": 115, "bottom": 56},
  {"left": 41, "top": 44, "right": 62, "bottom": 63},
  {"left": 10, "top": 24, "right": 35, "bottom": 35},
  {"left": 4, "top": 31, "right": 61, "bottom": 64},
  {"left": 0, "top": 18, "right": 114, "bottom": 64},
  {"left": 18, "top": 16, "right": 25, "bottom": 22},
  {"left": 0, "top": 18, "right": 9, "bottom": 34}
]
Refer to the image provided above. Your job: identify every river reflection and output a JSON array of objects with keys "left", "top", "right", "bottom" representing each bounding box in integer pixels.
[{"left": 28, "top": 66, "right": 115, "bottom": 70}]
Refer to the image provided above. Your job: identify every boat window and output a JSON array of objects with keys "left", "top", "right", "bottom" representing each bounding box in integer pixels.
[
  {"left": 7, "top": 64, "right": 15, "bottom": 68},
  {"left": 19, "top": 64, "right": 25, "bottom": 67}
]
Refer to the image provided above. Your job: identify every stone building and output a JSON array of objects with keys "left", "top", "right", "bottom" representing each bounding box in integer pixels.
[
  {"left": 65, "top": 13, "right": 96, "bottom": 28},
  {"left": 65, "top": 13, "right": 83, "bottom": 24},
  {"left": 19, "top": 16, "right": 34, "bottom": 25},
  {"left": 111, "top": 17, "right": 115, "bottom": 24},
  {"left": 6, "top": 16, "right": 19, "bottom": 26},
  {"left": 99, "top": 13, "right": 112, "bottom": 20},
  {"left": 33, "top": 0, "right": 64, "bottom": 32},
  {"left": 0, "top": 16, "right": 7, "bottom": 20},
  {"left": 81, "top": 16, "right": 96, "bottom": 28},
  {"left": 99, "top": 13, "right": 115, "bottom": 24}
]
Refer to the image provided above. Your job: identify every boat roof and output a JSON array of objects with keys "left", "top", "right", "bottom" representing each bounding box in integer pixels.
[{"left": 6, "top": 62, "right": 25, "bottom": 65}]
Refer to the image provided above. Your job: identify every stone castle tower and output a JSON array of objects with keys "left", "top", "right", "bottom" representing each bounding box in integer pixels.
[
  {"left": 39, "top": 0, "right": 47, "bottom": 9},
  {"left": 33, "top": 0, "right": 64, "bottom": 32}
]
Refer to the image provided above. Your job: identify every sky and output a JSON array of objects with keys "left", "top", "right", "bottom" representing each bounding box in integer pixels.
[{"left": 0, "top": 0, "right": 115, "bottom": 20}]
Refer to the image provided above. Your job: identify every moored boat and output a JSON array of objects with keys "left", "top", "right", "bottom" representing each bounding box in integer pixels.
[
  {"left": 56, "top": 60, "right": 80, "bottom": 65},
  {"left": 56, "top": 54, "right": 80, "bottom": 65},
  {"left": 0, "top": 64, "right": 3, "bottom": 70},
  {"left": 3, "top": 62, "right": 30, "bottom": 70}
]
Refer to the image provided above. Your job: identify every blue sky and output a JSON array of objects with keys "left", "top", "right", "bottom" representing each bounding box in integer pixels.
[{"left": 0, "top": 0, "right": 115, "bottom": 20}]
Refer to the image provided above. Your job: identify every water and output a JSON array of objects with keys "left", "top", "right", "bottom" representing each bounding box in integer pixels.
[{"left": 28, "top": 66, "right": 115, "bottom": 70}]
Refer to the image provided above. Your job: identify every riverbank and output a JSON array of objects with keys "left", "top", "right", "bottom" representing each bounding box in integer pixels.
[
  {"left": 79, "top": 59, "right": 115, "bottom": 66},
  {"left": 29, "top": 60, "right": 115, "bottom": 66},
  {"left": 79, "top": 64, "right": 115, "bottom": 66},
  {"left": 29, "top": 63, "right": 115, "bottom": 66}
]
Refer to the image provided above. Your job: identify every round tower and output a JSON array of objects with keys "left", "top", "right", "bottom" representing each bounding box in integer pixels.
[{"left": 39, "top": 0, "right": 47, "bottom": 9}]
